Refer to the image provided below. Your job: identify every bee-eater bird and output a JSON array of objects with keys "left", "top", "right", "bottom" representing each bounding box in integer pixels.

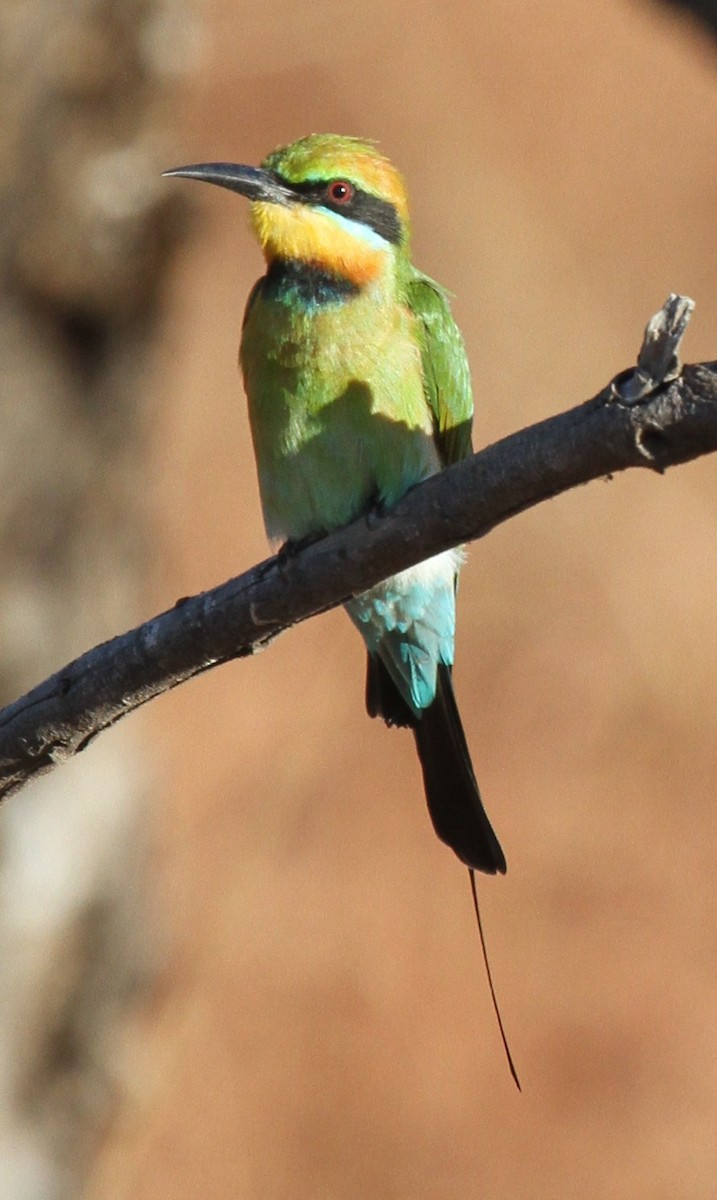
[
  {"left": 165, "top": 135, "right": 519, "bottom": 1086},
  {"left": 164, "top": 135, "right": 506, "bottom": 876}
]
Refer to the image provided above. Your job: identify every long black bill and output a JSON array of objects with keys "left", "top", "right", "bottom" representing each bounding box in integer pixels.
[{"left": 162, "top": 162, "right": 293, "bottom": 205}]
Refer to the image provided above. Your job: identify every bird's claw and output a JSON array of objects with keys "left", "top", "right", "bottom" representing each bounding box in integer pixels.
[
  {"left": 277, "top": 531, "right": 323, "bottom": 566},
  {"left": 365, "top": 497, "right": 389, "bottom": 531}
]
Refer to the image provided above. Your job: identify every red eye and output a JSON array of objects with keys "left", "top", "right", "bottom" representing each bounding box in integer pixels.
[{"left": 327, "top": 180, "right": 354, "bottom": 205}]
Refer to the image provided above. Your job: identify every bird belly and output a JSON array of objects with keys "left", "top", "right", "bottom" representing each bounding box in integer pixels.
[
  {"left": 242, "top": 291, "right": 438, "bottom": 542},
  {"left": 241, "top": 284, "right": 460, "bottom": 715}
]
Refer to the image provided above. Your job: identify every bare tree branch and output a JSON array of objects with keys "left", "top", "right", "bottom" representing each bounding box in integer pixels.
[{"left": 1, "top": 296, "right": 715, "bottom": 801}]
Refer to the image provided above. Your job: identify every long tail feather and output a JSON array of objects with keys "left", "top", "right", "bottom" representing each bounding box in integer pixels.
[
  {"left": 414, "top": 665, "right": 506, "bottom": 874},
  {"left": 469, "top": 869, "right": 521, "bottom": 1089},
  {"left": 366, "top": 657, "right": 506, "bottom": 874}
]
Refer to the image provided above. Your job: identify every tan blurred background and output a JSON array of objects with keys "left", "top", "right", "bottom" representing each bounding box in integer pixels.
[{"left": 2, "top": 0, "right": 717, "bottom": 1198}]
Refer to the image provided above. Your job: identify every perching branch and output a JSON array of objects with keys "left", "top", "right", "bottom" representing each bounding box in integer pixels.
[{"left": 1, "top": 295, "right": 715, "bottom": 800}]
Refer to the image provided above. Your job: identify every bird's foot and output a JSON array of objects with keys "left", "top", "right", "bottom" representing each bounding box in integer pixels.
[
  {"left": 364, "top": 496, "right": 389, "bottom": 531},
  {"left": 277, "top": 531, "right": 324, "bottom": 566}
]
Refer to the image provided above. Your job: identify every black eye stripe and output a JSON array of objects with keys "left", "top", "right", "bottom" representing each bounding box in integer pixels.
[{"left": 273, "top": 173, "right": 403, "bottom": 245}]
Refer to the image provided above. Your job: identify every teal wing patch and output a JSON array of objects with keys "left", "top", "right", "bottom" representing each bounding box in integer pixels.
[{"left": 406, "top": 271, "right": 474, "bottom": 466}]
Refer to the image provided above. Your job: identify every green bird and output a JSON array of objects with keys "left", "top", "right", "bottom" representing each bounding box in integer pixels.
[{"left": 164, "top": 135, "right": 506, "bottom": 877}]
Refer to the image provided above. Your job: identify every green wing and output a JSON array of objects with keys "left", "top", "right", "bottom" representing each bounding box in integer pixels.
[{"left": 406, "top": 270, "right": 474, "bottom": 466}]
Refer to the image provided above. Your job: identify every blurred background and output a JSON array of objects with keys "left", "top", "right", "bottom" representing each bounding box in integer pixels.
[{"left": 1, "top": 0, "right": 716, "bottom": 1197}]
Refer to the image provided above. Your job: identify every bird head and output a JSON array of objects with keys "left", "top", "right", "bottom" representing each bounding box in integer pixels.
[{"left": 164, "top": 134, "right": 410, "bottom": 287}]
